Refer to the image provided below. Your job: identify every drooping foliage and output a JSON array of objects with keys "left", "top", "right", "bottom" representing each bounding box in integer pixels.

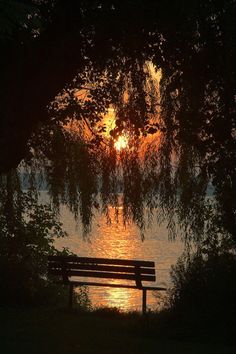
[{"left": 0, "top": 0, "right": 235, "bottom": 245}]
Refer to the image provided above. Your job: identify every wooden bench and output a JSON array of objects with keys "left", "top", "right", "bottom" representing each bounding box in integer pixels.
[{"left": 48, "top": 255, "right": 166, "bottom": 314}]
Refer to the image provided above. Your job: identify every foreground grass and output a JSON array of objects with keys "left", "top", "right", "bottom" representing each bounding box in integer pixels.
[{"left": 1, "top": 307, "right": 236, "bottom": 354}]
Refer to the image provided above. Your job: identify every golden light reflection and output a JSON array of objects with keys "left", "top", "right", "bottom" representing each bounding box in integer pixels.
[
  {"left": 93, "top": 206, "right": 139, "bottom": 310},
  {"left": 57, "top": 201, "right": 183, "bottom": 312},
  {"left": 88, "top": 206, "right": 141, "bottom": 311},
  {"left": 96, "top": 287, "right": 140, "bottom": 311}
]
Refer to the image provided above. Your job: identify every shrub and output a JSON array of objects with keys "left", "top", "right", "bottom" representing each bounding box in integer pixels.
[
  {"left": 0, "top": 191, "right": 69, "bottom": 305},
  {"left": 169, "top": 249, "right": 236, "bottom": 324}
]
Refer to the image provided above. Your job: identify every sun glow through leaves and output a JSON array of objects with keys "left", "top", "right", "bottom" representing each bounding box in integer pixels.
[{"left": 114, "top": 135, "right": 129, "bottom": 151}]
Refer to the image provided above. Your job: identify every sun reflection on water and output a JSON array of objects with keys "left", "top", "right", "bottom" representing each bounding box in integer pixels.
[{"left": 55, "top": 200, "right": 184, "bottom": 312}]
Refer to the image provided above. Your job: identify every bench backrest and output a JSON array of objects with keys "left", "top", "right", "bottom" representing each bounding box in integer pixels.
[{"left": 48, "top": 255, "right": 156, "bottom": 288}]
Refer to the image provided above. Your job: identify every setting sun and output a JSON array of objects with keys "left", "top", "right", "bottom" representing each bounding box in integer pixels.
[{"left": 114, "top": 135, "right": 129, "bottom": 151}]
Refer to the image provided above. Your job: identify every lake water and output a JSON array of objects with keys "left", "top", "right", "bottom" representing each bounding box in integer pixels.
[{"left": 54, "top": 200, "right": 184, "bottom": 313}]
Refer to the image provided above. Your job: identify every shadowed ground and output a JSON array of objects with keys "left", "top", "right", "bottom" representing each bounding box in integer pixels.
[{"left": 1, "top": 307, "right": 236, "bottom": 354}]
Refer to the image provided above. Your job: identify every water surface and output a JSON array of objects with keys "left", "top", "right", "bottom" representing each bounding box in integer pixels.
[{"left": 55, "top": 203, "right": 184, "bottom": 312}]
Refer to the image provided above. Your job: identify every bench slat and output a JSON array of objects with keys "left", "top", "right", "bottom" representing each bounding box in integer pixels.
[
  {"left": 48, "top": 255, "right": 155, "bottom": 267},
  {"left": 48, "top": 262, "right": 155, "bottom": 275},
  {"left": 49, "top": 269, "right": 156, "bottom": 282},
  {"left": 69, "top": 281, "right": 166, "bottom": 291}
]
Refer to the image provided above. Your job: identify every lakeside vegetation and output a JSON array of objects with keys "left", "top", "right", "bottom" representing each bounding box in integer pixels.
[{"left": 0, "top": 1, "right": 235, "bottom": 353}]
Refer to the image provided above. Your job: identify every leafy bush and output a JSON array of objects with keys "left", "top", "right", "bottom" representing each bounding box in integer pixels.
[
  {"left": 169, "top": 248, "right": 236, "bottom": 324},
  {"left": 0, "top": 190, "right": 69, "bottom": 305}
]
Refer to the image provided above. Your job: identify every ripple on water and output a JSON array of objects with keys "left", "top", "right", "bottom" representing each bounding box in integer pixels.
[{"left": 54, "top": 203, "right": 184, "bottom": 312}]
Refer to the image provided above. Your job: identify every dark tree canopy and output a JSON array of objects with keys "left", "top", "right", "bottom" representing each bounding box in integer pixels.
[{"left": 0, "top": 0, "right": 235, "bottom": 244}]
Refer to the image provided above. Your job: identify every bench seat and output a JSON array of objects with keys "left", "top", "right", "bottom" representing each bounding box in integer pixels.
[{"left": 48, "top": 255, "right": 166, "bottom": 314}]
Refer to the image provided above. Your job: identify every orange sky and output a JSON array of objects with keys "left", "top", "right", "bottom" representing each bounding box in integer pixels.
[{"left": 63, "top": 62, "right": 162, "bottom": 153}]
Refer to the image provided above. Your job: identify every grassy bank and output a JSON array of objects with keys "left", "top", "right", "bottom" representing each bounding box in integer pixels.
[{"left": 1, "top": 307, "right": 236, "bottom": 354}]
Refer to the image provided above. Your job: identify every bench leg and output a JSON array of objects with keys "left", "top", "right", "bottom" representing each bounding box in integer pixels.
[
  {"left": 69, "top": 283, "right": 74, "bottom": 308},
  {"left": 142, "top": 289, "right": 147, "bottom": 315}
]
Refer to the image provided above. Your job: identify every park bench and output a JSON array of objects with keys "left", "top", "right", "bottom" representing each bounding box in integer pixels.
[{"left": 48, "top": 255, "right": 166, "bottom": 314}]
